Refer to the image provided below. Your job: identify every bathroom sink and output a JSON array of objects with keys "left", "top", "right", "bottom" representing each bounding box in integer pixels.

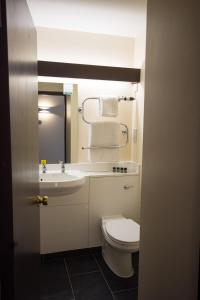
[{"left": 39, "top": 172, "right": 85, "bottom": 195}]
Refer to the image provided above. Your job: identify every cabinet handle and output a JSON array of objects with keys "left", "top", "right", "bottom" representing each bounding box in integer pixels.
[{"left": 123, "top": 185, "right": 134, "bottom": 190}]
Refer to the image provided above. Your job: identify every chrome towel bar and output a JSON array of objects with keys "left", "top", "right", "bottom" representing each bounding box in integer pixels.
[
  {"left": 81, "top": 123, "right": 128, "bottom": 150},
  {"left": 80, "top": 97, "right": 131, "bottom": 150}
]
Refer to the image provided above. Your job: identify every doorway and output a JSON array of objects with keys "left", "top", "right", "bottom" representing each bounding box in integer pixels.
[
  {"left": 38, "top": 92, "right": 67, "bottom": 163},
  {"left": 1, "top": 0, "right": 199, "bottom": 299}
]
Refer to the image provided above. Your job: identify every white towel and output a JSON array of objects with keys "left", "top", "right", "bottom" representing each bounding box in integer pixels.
[
  {"left": 89, "top": 121, "right": 120, "bottom": 162},
  {"left": 100, "top": 97, "right": 118, "bottom": 117}
]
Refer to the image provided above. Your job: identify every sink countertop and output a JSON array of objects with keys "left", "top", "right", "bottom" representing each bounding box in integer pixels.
[
  {"left": 39, "top": 162, "right": 140, "bottom": 175},
  {"left": 79, "top": 171, "right": 139, "bottom": 177},
  {"left": 41, "top": 170, "right": 139, "bottom": 178}
]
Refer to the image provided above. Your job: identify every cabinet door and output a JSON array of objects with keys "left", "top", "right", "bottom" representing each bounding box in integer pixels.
[
  {"left": 40, "top": 204, "right": 89, "bottom": 254},
  {"left": 89, "top": 175, "right": 140, "bottom": 247},
  {"left": 40, "top": 178, "right": 89, "bottom": 253}
]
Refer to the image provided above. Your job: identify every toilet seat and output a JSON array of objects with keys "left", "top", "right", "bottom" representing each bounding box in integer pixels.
[{"left": 104, "top": 218, "right": 140, "bottom": 245}]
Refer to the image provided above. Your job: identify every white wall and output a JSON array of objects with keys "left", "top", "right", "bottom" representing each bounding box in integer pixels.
[{"left": 37, "top": 27, "right": 135, "bottom": 68}]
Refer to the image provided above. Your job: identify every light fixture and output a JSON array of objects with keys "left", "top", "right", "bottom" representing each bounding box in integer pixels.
[
  {"left": 38, "top": 106, "right": 50, "bottom": 114},
  {"left": 63, "top": 83, "right": 73, "bottom": 95}
]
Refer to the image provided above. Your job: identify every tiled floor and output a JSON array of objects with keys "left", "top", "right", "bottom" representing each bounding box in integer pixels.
[{"left": 40, "top": 248, "right": 139, "bottom": 300}]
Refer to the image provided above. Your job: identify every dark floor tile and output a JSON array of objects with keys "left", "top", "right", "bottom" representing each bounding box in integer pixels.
[
  {"left": 42, "top": 249, "right": 93, "bottom": 264},
  {"left": 40, "top": 292, "right": 72, "bottom": 300},
  {"left": 132, "top": 252, "right": 139, "bottom": 267},
  {"left": 114, "top": 288, "right": 138, "bottom": 300},
  {"left": 40, "top": 260, "right": 74, "bottom": 300},
  {"left": 65, "top": 255, "right": 99, "bottom": 276},
  {"left": 90, "top": 247, "right": 102, "bottom": 258},
  {"left": 95, "top": 255, "right": 138, "bottom": 292},
  {"left": 64, "top": 248, "right": 91, "bottom": 258},
  {"left": 42, "top": 252, "right": 67, "bottom": 264},
  {"left": 71, "top": 272, "right": 113, "bottom": 300}
]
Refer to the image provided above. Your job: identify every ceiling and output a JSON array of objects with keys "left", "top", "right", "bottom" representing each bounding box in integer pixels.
[{"left": 27, "top": 0, "right": 147, "bottom": 38}]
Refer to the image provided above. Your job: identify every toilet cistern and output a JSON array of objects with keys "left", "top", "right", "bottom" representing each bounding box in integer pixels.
[{"left": 59, "top": 160, "right": 65, "bottom": 173}]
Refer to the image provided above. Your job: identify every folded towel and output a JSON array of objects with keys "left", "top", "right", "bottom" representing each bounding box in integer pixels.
[
  {"left": 100, "top": 97, "right": 118, "bottom": 117},
  {"left": 88, "top": 121, "right": 120, "bottom": 162}
]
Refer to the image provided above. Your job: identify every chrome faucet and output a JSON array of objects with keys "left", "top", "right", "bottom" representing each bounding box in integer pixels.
[
  {"left": 42, "top": 164, "right": 47, "bottom": 174},
  {"left": 59, "top": 160, "right": 65, "bottom": 173}
]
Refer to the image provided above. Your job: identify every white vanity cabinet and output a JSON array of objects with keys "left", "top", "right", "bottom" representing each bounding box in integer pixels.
[
  {"left": 39, "top": 172, "right": 140, "bottom": 254},
  {"left": 89, "top": 175, "right": 140, "bottom": 247},
  {"left": 40, "top": 177, "right": 89, "bottom": 254}
]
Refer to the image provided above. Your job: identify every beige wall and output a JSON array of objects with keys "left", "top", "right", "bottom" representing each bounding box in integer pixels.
[
  {"left": 38, "top": 82, "right": 63, "bottom": 93},
  {"left": 37, "top": 27, "right": 135, "bottom": 68},
  {"left": 139, "top": 0, "right": 199, "bottom": 299},
  {"left": 130, "top": 31, "right": 147, "bottom": 224},
  {"left": 132, "top": 33, "right": 146, "bottom": 164}
]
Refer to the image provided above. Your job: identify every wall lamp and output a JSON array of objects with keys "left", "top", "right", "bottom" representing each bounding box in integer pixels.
[{"left": 38, "top": 106, "right": 51, "bottom": 114}]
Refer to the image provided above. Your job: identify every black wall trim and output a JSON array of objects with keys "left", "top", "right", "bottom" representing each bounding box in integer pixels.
[
  {"left": 38, "top": 61, "right": 141, "bottom": 83},
  {"left": 38, "top": 91, "right": 64, "bottom": 96}
]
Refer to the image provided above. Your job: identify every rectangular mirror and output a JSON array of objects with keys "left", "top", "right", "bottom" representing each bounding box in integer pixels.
[{"left": 38, "top": 78, "right": 136, "bottom": 164}]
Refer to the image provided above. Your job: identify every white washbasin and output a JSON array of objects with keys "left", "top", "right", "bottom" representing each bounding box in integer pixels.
[{"left": 39, "top": 172, "right": 85, "bottom": 195}]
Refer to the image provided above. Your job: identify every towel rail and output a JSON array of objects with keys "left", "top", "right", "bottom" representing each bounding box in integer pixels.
[
  {"left": 81, "top": 97, "right": 100, "bottom": 125},
  {"left": 80, "top": 97, "right": 135, "bottom": 124},
  {"left": 80, "top": 97, "right": 130, "bottom": 150},
  {"left": 82, "top": 123, "right": 128, "bottom": 150}
]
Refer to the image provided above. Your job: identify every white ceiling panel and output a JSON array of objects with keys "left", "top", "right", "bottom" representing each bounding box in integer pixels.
[{"left": 27, "top": 0, "right": 147, "bottom": 37}]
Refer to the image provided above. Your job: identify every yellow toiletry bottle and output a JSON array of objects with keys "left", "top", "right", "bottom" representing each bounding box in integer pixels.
[{"left": 41, "top": 160, "right": 46, "bottom": 166}]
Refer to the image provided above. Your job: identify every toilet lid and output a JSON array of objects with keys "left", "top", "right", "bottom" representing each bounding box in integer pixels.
[{"left": 105, "top": 218, "right": 140, "bottom": 244}]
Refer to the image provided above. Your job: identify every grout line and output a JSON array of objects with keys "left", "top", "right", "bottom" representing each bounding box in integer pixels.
[
  {"left": 92, "top": 254, "right": 116, "bottom": 300},
  {"left": 64, "top": 258, "right": 76, "bottom": 300},
  {"left": 71, "top": 270, "right": 100, "bottom": 277}
]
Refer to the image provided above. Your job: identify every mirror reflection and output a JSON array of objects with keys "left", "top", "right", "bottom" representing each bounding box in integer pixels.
[{"left": 38, "top": 79, "right": 136, "bottom": 164}]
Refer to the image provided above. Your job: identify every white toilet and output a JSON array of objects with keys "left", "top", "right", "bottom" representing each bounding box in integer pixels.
[{"left": 101, "top": 215, "right": 140, "bottom": 278}]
